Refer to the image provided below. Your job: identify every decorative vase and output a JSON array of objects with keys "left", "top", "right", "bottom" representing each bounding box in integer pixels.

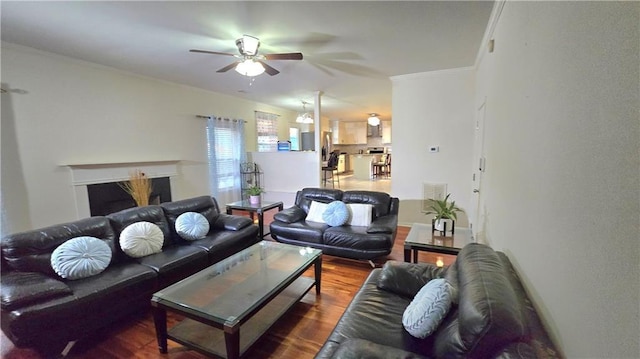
[
  {"left": 249, "top": 195, "right": 260, "bottom": 204},
  {"left": 432, "top": 218, "right": 455, "bottom": 236}
]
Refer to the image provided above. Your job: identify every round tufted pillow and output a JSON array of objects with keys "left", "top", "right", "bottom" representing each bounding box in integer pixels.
[
  {"left": 402, "top": 278, "right": 453, "bottom": 339},
  {"left": 51, "top": 236, "right": 112, "bottom": 280},
  {"left": 322, "top": 201, "right": 350, "bottom": 227},
  {"left": 119, "top": 222, "right": 164, "bottom": 258},
  {"left": 175, "top": 212, "right": 210, "bottom": 240}
]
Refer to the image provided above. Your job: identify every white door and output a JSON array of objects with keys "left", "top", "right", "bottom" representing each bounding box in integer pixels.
[{"left": 469, "top": 100, "right": 486, "bottom": 242}]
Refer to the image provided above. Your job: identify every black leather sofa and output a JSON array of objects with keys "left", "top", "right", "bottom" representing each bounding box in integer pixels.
[
  {"left": 0, "top": 195, "right": 259, "bottom": 355},
  {"left": 316, "top": 243, "right": 561, "bottom": 359},
  {"left": 269, "top": 188, "right": 399, "bottom": 260}
]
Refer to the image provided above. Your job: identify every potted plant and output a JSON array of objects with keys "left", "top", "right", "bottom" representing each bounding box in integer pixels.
[
  {"left": 425, "top": 193, "right": 463, "bottom": 234},
  {"left": 245, "top": 185, "right": 265, "bottom": 204}
]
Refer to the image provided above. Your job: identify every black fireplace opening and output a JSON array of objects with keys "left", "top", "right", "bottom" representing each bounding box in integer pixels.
[{"left": 87, "top": 177, "right": 172, "bottom": 216}]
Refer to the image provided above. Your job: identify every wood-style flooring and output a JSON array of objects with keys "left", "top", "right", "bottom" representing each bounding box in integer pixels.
[{"left": 1, "top": 222, "right": 455, "bottom": 359}]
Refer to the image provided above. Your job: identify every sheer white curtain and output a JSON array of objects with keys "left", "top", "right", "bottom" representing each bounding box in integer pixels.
[{"left": 206, "top": 117, "right": 246, "bottom": 205}]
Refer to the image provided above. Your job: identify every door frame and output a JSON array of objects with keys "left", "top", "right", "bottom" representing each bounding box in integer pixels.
[{"left": 469, "top": 99, "right": 487, "bottom": 242}]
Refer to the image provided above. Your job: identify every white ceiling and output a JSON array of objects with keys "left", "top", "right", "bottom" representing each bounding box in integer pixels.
[{"left": 1, "top": 1, "right": 494, "bottom": 122}]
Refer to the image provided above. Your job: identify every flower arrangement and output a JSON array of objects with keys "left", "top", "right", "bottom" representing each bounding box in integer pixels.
[{"left": 119, "top": 169, "right": 152, "bottom": 207}]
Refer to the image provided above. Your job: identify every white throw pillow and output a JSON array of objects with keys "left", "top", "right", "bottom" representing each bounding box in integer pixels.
[
  {"left": 306, "top": 201, "right": 328, "bottom": 223},
  {"left": 51, "top": 236, "right": 112, "bottom": 280},
  {"left": 175, "top": 212, "right": 210, "bottom": 240},
  {"left": 119, "top": 221, "right": 164, "bottom": 258},
  {"left": 347, "top": 203, "right": 373, "bottom": 227},
  {"left": 402, "top": 278, "right": 453, "bottom": 338}
]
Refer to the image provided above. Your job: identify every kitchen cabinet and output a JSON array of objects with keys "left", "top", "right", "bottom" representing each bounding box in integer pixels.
[
  {"left": 382, "top": 121, "right": 392, "bottom": 144},
  {"left": 336, "top": 122, "right": 367, "bottom": 144},
  {"left": 331, "top": 121, "right": 340, "bottom": 144}
]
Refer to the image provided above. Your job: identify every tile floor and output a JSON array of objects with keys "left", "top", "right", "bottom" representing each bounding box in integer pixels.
[{"left": 322, "top": 172, "right": 391, "bottom": 193}]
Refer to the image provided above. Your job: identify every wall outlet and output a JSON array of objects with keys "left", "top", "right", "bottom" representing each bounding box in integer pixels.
[{"left": 429, "top": 146, "right": 439, "bottom": 153}]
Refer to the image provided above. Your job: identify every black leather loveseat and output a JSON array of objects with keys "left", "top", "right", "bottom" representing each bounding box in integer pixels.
[
  {"left": 270, "top": 188, "right": 399, "bottom": 261},
  {"left": 0, "top": 195, "right": 259, "bottom": 355},
  {"left": 316, "top": 243, "right": 561, "bottom": 359}
]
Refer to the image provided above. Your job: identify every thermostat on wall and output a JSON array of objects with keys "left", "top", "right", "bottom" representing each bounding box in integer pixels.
[{"left": 429, "top": 146, "right": 439, "bottom": 153}]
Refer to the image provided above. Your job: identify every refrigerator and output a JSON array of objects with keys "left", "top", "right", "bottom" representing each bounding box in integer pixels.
[
  {"left": 301, "top": 131, "right": 333, "bottom": 160},
  {"left": 301, "top": 132, "right": 315, "bottom": 152}
]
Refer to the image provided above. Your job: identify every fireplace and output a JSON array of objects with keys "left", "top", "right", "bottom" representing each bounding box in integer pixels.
[
  {"left": 87, "top": 177, "right": 172, "bottom": 216},
  {"left": 65, "top": 160, "right": 179, "bottom": 219}
]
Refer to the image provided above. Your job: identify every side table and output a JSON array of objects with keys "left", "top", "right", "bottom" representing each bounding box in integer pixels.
[
  {"left": 403, "top": 223, "right": 472, "bottom": 263},
  {"left": 225, "top": 200, "right": 284, "bottom": 239}
]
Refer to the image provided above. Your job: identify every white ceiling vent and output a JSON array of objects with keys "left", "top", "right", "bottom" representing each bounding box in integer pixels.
[{"left": 422, "top": 183, "right": 447, "bottom": 212}]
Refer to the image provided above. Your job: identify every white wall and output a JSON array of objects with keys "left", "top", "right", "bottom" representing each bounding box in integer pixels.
[
  {"left": 391, "top": 68, "right": 475, "bottom": 226},
  {"left": 250, "top": 151, "right": 321, "bottom": 207},
  {"left": 0, "top": 43, "right": 297, "bottom": 233},
  {"left": 475, "top": 2, "right": 639, "bottom": 357}
]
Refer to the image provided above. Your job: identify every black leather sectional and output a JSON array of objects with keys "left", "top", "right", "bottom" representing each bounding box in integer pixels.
[
  {"left": 315, "top": 243, "right": 561, "bottom": 359},
  {"left": 269, "top": 188, "right": 399, "bottom": 261},
  {"left": 0, "top": 195, "right": 259, "bottom": 355}
]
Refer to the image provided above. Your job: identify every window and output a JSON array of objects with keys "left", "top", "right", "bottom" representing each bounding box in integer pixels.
[
  {"left": 206, "top": 117, "right": 246, "bottom": 204},
  {"left": 209, "top": 126, "right": 236, "bottom": 189},
  {"left": 256, "top": 111, "right": 278, "bottom": 152}
]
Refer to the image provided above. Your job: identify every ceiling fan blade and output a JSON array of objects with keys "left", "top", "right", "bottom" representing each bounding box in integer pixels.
[
  {"left": 190, "top": 49, "right": 236, "bottom": 57},
  {"left": 257, "top": 61, "right": 280, "bottom": 76},
  {"left": 216, "top": 61, "right": 240, "bottom": 73},
  {"left": 264, "top": 52, "right": 303, "bottom": 60}
]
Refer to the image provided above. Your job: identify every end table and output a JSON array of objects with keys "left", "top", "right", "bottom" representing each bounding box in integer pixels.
[{"left": 225, "top": 200, "right": 283, "bottom": 239}]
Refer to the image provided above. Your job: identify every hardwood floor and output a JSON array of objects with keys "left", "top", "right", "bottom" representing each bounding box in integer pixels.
[{"left": 1, "top": 225, "right": 455, "bottom": 359}]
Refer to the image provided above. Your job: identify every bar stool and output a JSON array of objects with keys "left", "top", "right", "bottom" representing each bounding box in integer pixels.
[
  {"left": 322, "top": 151, "right": 340, "bottom": 188},
  {"left": 372, "top": 154, "right": 391, "bottom": 178}
]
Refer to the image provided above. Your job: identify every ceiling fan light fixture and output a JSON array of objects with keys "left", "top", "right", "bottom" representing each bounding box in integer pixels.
[
  {"left": 238, "top": 34, "right": 260, "bottom": 55},
  {"left": 367, "top": 113, "right": 380, "bottom": 126},
  {"left": 235, "top": 59, "right": 265, "bottom": 77}
]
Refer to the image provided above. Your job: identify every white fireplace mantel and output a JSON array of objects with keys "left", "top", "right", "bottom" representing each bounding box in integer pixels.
[{"left": 63, "top": 160, "right": 180, "bottom": 186}]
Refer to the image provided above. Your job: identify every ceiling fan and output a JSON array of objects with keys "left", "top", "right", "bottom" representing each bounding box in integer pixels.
[{"left": 190, "top": 35, "right": 303, "bottom": 77}]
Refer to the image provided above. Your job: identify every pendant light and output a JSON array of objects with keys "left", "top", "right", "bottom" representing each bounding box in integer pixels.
[
  {"left": 367, "top": 113, "right": 380, "bottom": 126},
  {"left": 296, "top": 101, "right": 314, "bottom": 124}
]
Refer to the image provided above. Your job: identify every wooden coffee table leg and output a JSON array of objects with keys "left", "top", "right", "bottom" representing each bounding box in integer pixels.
[
  {"left": 151, "top": 306, "right": 168, "bottom": 353},
  {"left": 224, "top": 326, "right": 240, "bottom": 359},
  {"left": 314, "top": 255, "right": 322, "bottom": 295}
]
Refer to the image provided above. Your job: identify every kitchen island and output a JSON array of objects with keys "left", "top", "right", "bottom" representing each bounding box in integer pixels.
[{"left": 352, "top": 154, "right": 375, "bottom": 180}]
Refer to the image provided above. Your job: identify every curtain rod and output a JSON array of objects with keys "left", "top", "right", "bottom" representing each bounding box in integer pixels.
[
  {"left": 196, "top": 115, "right": 247, "bottom": 123},
  {"left": 254, "top": 110, "right": 280, "bottom": 117}
]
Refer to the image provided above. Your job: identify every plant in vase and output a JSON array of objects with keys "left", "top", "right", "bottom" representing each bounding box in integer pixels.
[
  {"left": 245, "top": 185, "right": 265, "bottom": 204},
  {"left": 425, "top": 193, "right": 463, "bottom": 234}
]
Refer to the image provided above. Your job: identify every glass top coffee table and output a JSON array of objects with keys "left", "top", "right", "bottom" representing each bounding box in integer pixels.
[
  {"left": 151, "top": 241, "right": 322, "bottom": 359},
  {"left": 403, "top": 223, "right": 472, "bottom": 263}
]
